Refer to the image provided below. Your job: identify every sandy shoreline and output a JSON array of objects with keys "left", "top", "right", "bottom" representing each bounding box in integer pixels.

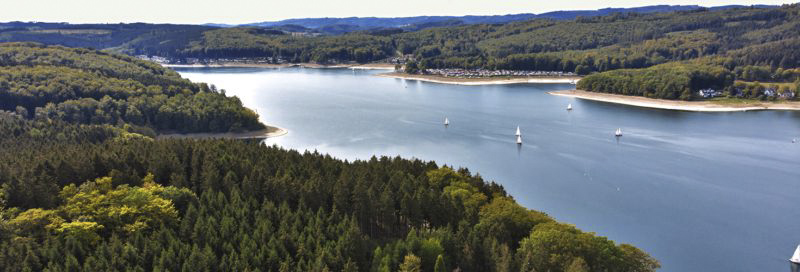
[
  {"left": 163, "top": 63, "right": 396, "bottom": 70},
  {"left": 157, "top": 126, "right": 288, "bottom": 140},
  {"left": 376, "top": 72, "right": 581, "bottom": 85},
  {"left": 549, "top": 90, "right": 800, "bottom": 112}
]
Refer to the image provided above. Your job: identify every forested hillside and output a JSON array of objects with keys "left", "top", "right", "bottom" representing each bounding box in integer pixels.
[
  {"left": 0, "top": 43, "right": 660, "bottom": 271},
  {"left": 3, "top": 5, "right": 799, "bottom": 98},
  {"left": 576, "top": 63, "right": 735, "bottom": 100},
  {"left": 2, "top": 5, "right": 795, "bottom": 70},
  {"left": 144, "top": 5, "right": 799, "bottom": 72},
  {"left": 0, "top": 114, "right": 660, "bottom": 272},
  {"left": 0, "top": 43, "right": 263, "bottom": 133},
  {"left": 181, "top": 28, "right": 395, "bottom": 63}
]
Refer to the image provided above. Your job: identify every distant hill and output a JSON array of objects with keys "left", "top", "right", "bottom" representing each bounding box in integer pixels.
[
  {"left": 0, "top": 22, "right": 214, "bottom": 55},
  {"left": 245, "top": 13, "right": 537, "bottom": 29},
  {"left": 242, "top": 4, "right": 775, "bottom": 34},
  {"left": 534, "top": 4, "right": 773, "bottom": 20}
]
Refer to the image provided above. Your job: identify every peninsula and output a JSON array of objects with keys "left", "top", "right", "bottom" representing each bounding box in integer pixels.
[
  {"left": 157, "top": 125, "right": 288, "bottom": 139},
  {"left": 550, "top": 90, "right": 800, "bottom": 112}
]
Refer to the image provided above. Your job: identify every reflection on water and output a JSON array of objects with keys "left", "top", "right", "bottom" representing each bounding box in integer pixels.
[{"left": 176, "top": 67, "right": 800, "bottom": 272}]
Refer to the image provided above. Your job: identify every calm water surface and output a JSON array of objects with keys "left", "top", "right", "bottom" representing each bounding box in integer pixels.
[{"left": 176, "top": 67, "right": 800, "bottom": 272}]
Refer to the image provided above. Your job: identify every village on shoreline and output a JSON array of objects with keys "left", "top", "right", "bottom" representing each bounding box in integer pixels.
[{"left": 375, "top": 72, "right": 580, "bottom": 85}]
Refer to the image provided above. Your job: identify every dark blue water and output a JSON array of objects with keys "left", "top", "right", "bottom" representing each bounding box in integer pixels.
[{"left": 176, "top": 67, "right": 800, "bottom": 272}]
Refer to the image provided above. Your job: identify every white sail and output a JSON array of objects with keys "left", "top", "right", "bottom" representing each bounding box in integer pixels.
[
  {"left": 791, "top": 245, "right": 800, "bottom": 263},
  {"left": 515, "top": 126, "right": 521, "bottom": 136},
  {"left": 516, "top": 135, "right": 522, "bottom": 144},
  {"left": 444, "top": 117, "right": 449, "bottom": 125},
  {"left": 567, "top": 103, "right": 572, "bottom": 110},
  {"left": 615, "top": 128, "right": 622, "bottom": 136}
]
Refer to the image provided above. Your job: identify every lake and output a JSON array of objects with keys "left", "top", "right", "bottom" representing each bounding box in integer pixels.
[{"left": 176, "top": 67, "right": 800, "bottom": 272}]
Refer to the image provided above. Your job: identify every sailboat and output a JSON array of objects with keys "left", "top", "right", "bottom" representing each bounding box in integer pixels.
[
  {"left": 615, "top": 128, "right": 623, "bottom": 137},
  {"left": 567, "top": 103, "right": 573, "bottom": 111},
  {"left": 516, "top": 135, "right": 522, "bottom": 145},
  {"left": 515, "top": 126, "right": 521, "bottom": 137},
  {"left": 444, "top": 117, "right": 449, "bottom": 126},
  {"left": 790, "top": 245, "right": 800, "bottom": 268}
]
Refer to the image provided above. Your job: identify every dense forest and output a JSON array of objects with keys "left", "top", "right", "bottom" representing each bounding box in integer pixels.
[
  {"left": 0, "top": 42, "right": 659, "bottom": 271},
  {"left": 3, "top": 5, "right": 800, "bottom": 100},
  {"left": 0, "top": 43, "right": 263, "bottom": 133},
  {"left": 576, "top": 63, "right": 734, "bottom": 100},
  {"left": 181, "top": 28, "right": 395, "bottom": 64}
]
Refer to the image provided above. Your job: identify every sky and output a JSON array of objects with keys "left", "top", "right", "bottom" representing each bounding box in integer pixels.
[{"left": 0, "top": 0, "right": 795, "bottom": 24}]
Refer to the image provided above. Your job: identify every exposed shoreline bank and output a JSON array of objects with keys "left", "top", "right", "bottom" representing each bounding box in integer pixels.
[
  {"left": 375, "top": 72, "right": 581, "bottom": 85},
  {"left": 157, "top": 126, "right": 288, "bottom": 140},
  {"left": 549, "top": 90, "right": 800, "bottom": 112},
  {"left": 163, "top": 63, "right": 396, "bottom": 70}
]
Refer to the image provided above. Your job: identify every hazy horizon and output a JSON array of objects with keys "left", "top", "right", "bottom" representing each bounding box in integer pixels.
[{"left": 0, "top": 0, "right": 795, "bottom": 25}]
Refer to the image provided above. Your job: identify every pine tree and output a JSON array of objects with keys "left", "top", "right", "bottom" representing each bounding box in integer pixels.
[
  {"left": 434, "top": 254, "right": 447, "bottom": 272},
  {"left": 65, "top": 254, "right": 81, "bottom": 272},
  {"left": 399, "top": 254, "right": 422, "bottom": 272}
]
